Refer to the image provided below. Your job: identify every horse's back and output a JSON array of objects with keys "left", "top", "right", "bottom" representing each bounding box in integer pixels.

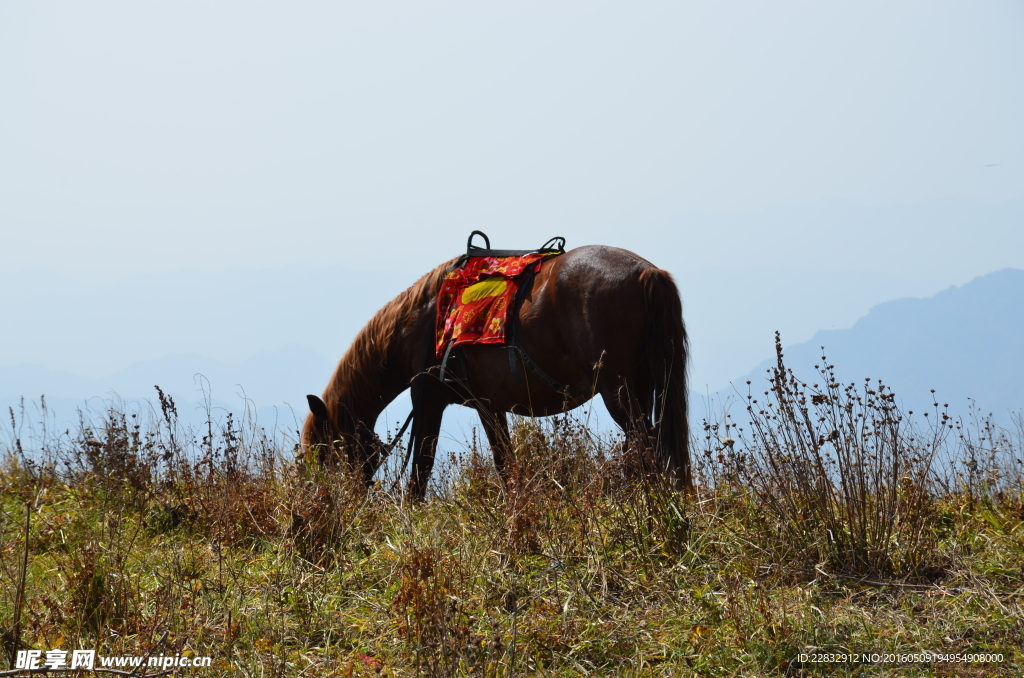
[
  {"left": 538, "top": 244, "right": 661, "bottom": 322},
  {"left": 556, "top": 245, "right": 656, "bottom": 284},
  {"left": 519, "top": 245, "right": 667, "bottom": 371}
]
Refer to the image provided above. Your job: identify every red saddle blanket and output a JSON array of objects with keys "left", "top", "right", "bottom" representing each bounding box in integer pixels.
[{"left": 435, "top": 253, "right": 555, "bottom": 358}]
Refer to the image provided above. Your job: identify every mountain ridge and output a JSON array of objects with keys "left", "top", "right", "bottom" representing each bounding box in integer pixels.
[{"left": 736, "top": 268, "right": 1024, "bottom": 419}]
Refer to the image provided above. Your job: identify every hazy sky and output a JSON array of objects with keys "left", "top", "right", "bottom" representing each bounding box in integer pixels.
[{"left": 2, "top": 1, "right": 1023, "bottom": 394}]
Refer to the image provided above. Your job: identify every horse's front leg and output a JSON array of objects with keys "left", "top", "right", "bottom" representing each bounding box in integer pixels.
[
  {"left": 474, "top": 406, "right": 512, "bottom": 490},
  {"left": 408, "top": 396, "right": 447, "bottom": 501}
]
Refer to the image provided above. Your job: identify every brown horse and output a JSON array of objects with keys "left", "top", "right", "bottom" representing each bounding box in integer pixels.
[{"left": 303, "top": 245, "right": 690, "bottom": 498}]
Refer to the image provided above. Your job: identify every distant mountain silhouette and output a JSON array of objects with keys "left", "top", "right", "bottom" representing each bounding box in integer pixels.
[
  {"left": 6, "top": 263, "right": 1020, "bottom": 441},
  {"left": 0, "top": 344, "right": 335, "bottom": 434},
  {"left": 735, "top": 269, "right": 1024, "bottom": 420},
  {"left": 0, "top": 344, "right": 583, "bottom": 450},
  {"left": 0, "top": 264, "right": 406, "bottom": 378}
]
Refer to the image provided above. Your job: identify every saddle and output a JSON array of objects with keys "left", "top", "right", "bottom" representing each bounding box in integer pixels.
[
  {"left": 457, "top": 230, "right": 565, "bottom": 265},
  {"left": 435, "top": 231, "right": 580, "bottom": 396}
]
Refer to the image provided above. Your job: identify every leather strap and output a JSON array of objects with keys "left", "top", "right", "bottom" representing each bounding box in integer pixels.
[
  {"left": 504, "top": 264, "right": 588, "bottom": 398},
  {"left": 440, "top": 233, "right": 584, "bottom": 398},
  {"left": 510, "top": 336, "right": 587, "bottom": 397}
]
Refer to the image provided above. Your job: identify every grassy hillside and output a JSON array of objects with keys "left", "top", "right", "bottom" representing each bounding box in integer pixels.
[{"left": 1, "top": 350, "right": 1022, "bottom": 677}]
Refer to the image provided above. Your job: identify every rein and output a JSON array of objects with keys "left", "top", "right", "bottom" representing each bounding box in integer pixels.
[
  {"left": 364, "top": 407, "right": 415, "bottom": 458},
  {"left": 363, "top": 342, "right": 433, "bottom": 481}
]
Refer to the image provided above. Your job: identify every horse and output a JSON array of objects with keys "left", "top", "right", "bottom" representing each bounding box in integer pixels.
[{"left": 302, "top": 244, "right": 690, "bottom": 498}]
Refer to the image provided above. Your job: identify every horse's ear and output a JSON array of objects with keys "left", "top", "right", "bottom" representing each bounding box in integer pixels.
[{"left": 307, "top": 394, "right": 329, "bottom": 420}]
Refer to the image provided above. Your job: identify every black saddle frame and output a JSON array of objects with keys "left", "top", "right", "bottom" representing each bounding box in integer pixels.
[{"left": 457, "top": 230, "right": 565, "bottom": 266}]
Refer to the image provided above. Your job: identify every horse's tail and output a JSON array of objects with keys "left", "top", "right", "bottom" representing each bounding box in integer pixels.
[{"left": 639, "top": 267, "right": 691, "bottom": 490}]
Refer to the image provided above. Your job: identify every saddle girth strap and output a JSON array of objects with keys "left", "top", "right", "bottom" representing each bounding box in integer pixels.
[
  {"left": 509, "top": 336, "right": 587, "bottom": 398},
  {"left": 505, "top": 262, "right": 588, "bottom": 399}
]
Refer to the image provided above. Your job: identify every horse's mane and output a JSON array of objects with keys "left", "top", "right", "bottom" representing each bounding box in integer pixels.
[{"left": 321, "top": 258, "right": 457, "bottom": 418}]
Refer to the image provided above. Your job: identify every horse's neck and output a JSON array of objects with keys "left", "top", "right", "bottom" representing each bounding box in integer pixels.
[
  {"left": 329, "top": 274, "right": 438, "bottom": 426},
  {"left": 329, "top": 348, "right": 416, "bottom": 427}
]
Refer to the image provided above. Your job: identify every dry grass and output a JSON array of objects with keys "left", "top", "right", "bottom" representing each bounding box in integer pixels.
[{"left": 0, "top": 349, "right": 1022, "bottom": 677}]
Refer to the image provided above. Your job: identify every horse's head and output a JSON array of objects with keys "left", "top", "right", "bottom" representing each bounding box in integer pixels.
[{"left": 302, "top": 394, "right": 387, "bottom": 485}]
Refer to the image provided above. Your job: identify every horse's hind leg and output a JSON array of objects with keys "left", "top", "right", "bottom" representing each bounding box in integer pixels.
[
  {"left": 408, "top": 397, "right": 447, "bottom": 501},
  {"left": 599, "top": 381, "right": 657, "bottom": 477},
  {"left": 599, "top": 380, "right": 654, "bottom": 436},
  {"left": 475, "top": 406, "right": 512, "bottom": 489}
]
